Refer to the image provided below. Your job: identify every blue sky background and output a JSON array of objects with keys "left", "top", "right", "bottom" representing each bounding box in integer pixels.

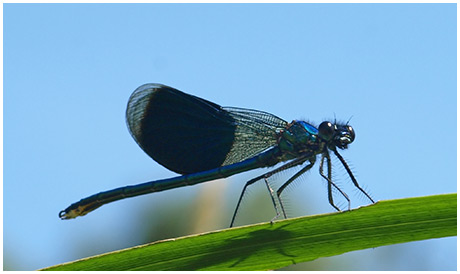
[{"left": 4, "top": 4, "right": 456, "bottom": 270}]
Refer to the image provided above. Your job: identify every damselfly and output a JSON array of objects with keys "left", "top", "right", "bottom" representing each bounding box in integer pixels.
[{"left": 59, "top": 84, "right": 374, "bottom": 226}]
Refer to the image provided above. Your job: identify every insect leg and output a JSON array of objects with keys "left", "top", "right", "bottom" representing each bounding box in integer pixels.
[
  {"left": 319, "top": 151, "right": 350, "bottom": 211},
  {"left": 275, "top": 160, "right": 315, "bottom": 220},
  {"left": 333, "top": 149, "right": 375, "bottom": 203},
  {"left": 230, "top": 156, "right": 308, "bottom": 227}
]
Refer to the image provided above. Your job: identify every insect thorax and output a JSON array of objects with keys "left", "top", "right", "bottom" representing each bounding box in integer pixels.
[{"left": 277, "top": 120, "right": 322, "bottom": 160}]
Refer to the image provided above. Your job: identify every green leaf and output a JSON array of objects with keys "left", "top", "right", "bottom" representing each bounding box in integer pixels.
[{"left": 44, "top": 193, "right": 456, "bottom": 271}]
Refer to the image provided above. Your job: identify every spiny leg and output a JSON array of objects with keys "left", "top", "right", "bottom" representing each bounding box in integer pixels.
[
  {"left": 263, "top": 176, "right": 282, "bottom": 224},
  {"left": 230, "top": 174, "right": 264, "bottom": 227},
  {"left": 230, "top": 156, "right": 308, "bottom": 227},
  {"left": 333, "top": 149, "right": 375, "bottom": 204},
  {"left": 319, "top": 152, "right": 350, "bottom": 211},
  {"left": 275, "top": 160, "right": 315, "bottom": 220}
]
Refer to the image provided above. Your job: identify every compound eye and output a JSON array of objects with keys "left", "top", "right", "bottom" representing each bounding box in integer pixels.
[
  {"left": 318, "top": 121, "right": 335, "bottom": 141},
  {"left": 346, "top": 125, "right": 355, "bottom": 142}
]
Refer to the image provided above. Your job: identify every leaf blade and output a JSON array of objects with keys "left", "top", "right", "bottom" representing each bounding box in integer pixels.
[{"left": 44, "top": 193, "right": 456, "bottom": 271}]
